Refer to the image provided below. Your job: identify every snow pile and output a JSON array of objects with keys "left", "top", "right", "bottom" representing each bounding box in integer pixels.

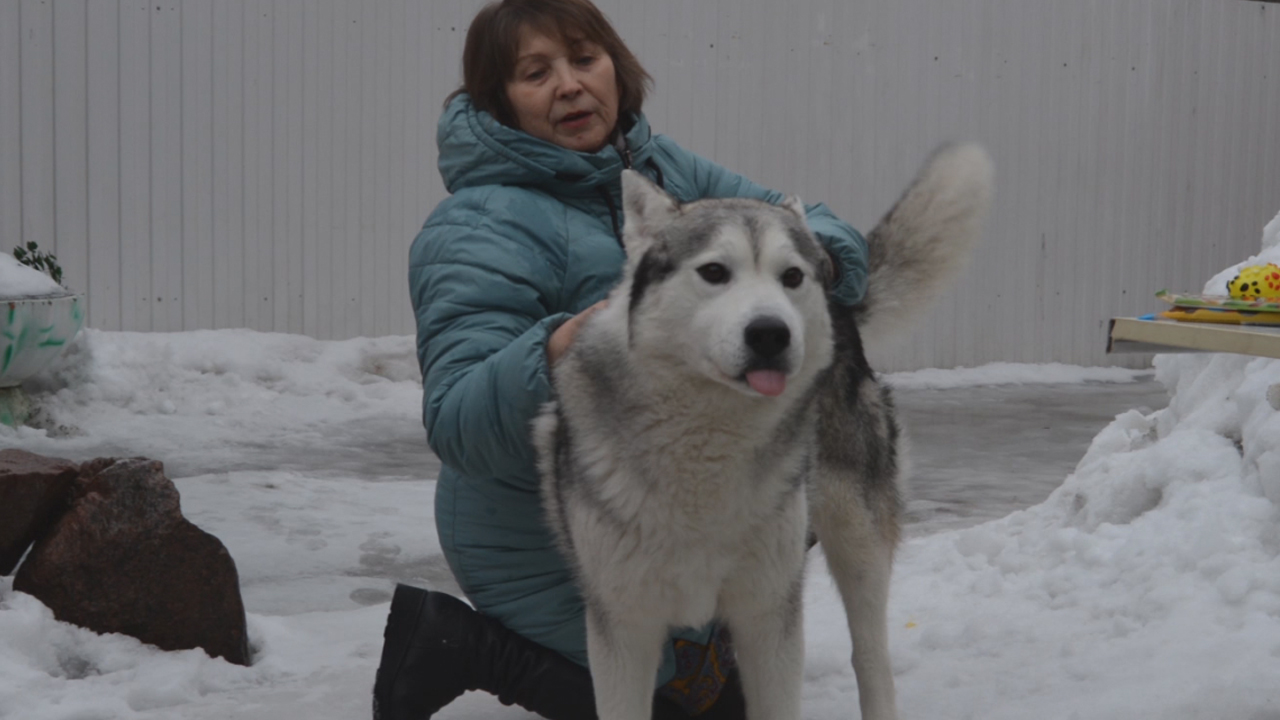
[
  {"left": 0, "top": 252, "right": 65, "bottom": 299},
  {"left": 855, "top": 348, "right": 1280, "bottom": 720},
  {"left": 12, "top": 328, "right": 423, "bottom": 478},
  {"left": 1263, "top": 208, "right": 1280, "bottom": 251},
  {"left": 1206, "top": 208, "right": 1280, "bottom": 292}
]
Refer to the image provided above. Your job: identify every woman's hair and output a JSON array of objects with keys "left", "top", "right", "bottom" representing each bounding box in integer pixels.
[{"left": 448, "top": 0, "right": 652, "bottom": 129}]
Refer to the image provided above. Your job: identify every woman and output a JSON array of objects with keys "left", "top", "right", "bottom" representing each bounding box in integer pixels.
[{"left": 374, "top": 1, "right": 869, "bottom": 719}]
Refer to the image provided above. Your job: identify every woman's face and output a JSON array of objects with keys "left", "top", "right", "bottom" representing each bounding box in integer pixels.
[{"left": 505, "top": 27, "right": 619, "bottom": 153}]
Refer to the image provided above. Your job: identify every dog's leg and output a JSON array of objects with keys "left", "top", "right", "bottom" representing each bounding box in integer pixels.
[
  {"left": 719, "top": 510, "right": 808, "bottom": 720},
  {"left": 812, "top": 478, "right": 899, "bottom": 720},
  {"left": 720, "top": 578, "right": 806, "bottom": 720},
  {"left": 585, "top": 607, "right": 666, "bottom": 720}
]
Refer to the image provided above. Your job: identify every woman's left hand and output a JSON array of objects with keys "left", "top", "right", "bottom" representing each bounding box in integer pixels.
[{"left": 547, "top": 300, "right": 608, "bottom": 365}]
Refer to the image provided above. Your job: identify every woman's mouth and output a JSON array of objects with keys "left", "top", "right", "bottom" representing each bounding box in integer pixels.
[{"left": 558, "top": 111, "right": 593, "bottom": 128}]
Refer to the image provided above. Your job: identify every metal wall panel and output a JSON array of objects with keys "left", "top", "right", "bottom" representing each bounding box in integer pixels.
[
  {"left": 0, "top": 2, "right": 20, "bottom": 262},
  {"left": 86, "top": 0, "right": 123, "bottom": 332},
  {"left": 2, "top": 0, "right": 1277, "bottom": 370}
]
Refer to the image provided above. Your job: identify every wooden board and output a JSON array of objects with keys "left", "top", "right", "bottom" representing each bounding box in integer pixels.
[{"left": 1108, "top": 317, "right": 1280, "bottom": 360}]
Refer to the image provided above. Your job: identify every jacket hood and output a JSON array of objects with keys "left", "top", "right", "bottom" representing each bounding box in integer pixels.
[{"left": 437, "top": 94, "right": 654, "bottom": 197}]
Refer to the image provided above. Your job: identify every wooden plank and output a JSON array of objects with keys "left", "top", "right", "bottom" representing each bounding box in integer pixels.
[{"left": 1108, "top": 317, "right": 1280, "bottom": 360}]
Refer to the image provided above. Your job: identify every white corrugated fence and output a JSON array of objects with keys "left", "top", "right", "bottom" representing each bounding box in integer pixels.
[{"left": 2, "top": 0, "right": 1278, "bottom": 370}]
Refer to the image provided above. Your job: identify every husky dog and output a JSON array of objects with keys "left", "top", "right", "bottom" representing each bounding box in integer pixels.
[{"left": 534, "top": 144, "right": 993, "bottom": 720}]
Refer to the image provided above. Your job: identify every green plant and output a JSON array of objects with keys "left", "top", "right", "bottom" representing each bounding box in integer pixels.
[{"left": 11, "top": 241, "right": 63, "bottom": 286}]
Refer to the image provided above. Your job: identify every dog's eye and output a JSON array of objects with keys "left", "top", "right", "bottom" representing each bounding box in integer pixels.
[
  {"left": 781, "top": 267, "right": 804, "bottom": 289},
  {"left": 696, "top": 263, "right": 730, "bottom": 284}
]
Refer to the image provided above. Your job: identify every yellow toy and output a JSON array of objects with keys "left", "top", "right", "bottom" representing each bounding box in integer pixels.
[{"left": 1227, "top": 263, "right": 1280, "bottom": 300}]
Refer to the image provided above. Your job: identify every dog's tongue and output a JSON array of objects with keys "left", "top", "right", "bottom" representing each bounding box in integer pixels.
[{"left": 745, "top": 370, "right": 787, "bottom": 397}]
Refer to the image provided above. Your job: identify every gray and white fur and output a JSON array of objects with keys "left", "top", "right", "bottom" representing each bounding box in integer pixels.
[{"left": 534, "top": 143, "right": 994, "bottom": 720}]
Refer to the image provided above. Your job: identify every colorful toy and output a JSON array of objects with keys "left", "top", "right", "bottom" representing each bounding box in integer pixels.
[{"left": 1227, "top": 263, "right": 1280, "bottom": 300}]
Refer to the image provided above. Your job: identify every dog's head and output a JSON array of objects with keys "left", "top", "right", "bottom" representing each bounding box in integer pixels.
[{"left": 611, "top": 170, "right": 836, "bottom": 399}]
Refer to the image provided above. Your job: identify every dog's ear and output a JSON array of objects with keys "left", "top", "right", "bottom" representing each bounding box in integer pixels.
[
  {"left": 621, "top": 170, "right": 678, "bottom": 252},
  {"left": 782, "top": 195, "right": 807, "bottom": 220}
]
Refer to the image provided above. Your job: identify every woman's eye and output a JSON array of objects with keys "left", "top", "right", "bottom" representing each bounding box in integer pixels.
[
  {"left": 696, "top": 263, "right": 730, "bottom": 284},
  {"left": 781, "top": 268, "right": 804, "bottom": 289},
  {"left": 524, "top": 68, "right": 546, "bottom": 81},
  {"left": 574, "top": 55, "right": 596, "bottom": 67}
]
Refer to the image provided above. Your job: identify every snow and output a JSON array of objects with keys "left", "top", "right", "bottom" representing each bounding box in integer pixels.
[
  {"left": 870, "top": 350, "right": 1280, "bottom": 720},
  {"left": 2, "top": 222, "right": 1280, "bottom": 718},
  {"left": 0, "top": 252, "right": 65, "bottom": 299},
  {"left": 1205, "top": 208, "right": 1280, "bottom": 293},
  {"left": 1263, "top": 208, "right": 1280, "bottom": 251}
]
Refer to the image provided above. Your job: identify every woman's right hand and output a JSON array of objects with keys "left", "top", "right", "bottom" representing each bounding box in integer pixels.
[{"left": 547, "top": 300, "right": 607, "bottom": 366}]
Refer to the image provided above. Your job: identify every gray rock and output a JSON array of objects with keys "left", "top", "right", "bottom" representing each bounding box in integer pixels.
[
  {"left": 0, "top": 449, "right": 78, "bottom": 575},
  {"left": 13, "top": 457, "right": 251, "bottom": 666}
]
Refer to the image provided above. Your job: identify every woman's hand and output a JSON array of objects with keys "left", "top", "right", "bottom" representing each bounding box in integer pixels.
[{"left": 547, "top": 300, "right": 607, "bottom": 365}]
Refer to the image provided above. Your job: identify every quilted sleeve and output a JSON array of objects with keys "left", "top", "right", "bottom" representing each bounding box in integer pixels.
[{"left": 408, "top": 194, "right": 571, "bottom": 486}]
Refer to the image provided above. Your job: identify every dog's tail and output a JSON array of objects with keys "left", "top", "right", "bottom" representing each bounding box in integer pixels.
[{"left": 853, "top": 143, "right": 994, "bottom": 345}]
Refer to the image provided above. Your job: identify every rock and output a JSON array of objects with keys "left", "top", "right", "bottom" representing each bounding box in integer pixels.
[
  {"left": 13, "top": 457, "right": 251, "bottom": 666},
  {"left": 0, "top": 449, "right": 79, "bottom": 575}
]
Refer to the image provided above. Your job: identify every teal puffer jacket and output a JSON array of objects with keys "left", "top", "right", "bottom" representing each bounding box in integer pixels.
[{"left": 409, "top": 94, "right": 868, "bottom": 683}]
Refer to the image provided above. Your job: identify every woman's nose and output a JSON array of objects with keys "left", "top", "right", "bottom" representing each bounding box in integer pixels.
[{"left": 553, "top": 65, "right": 583, "bottom": 97}]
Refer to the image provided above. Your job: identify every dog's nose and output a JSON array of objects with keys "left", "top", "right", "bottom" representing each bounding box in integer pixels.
[{"left": 744, "top": 317, "right": 791, "bottom": 358}]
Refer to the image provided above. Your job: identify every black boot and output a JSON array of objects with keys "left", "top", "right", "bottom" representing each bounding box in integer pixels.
[
  {"left": 372, "top": 584, "right": 597, "bottom": 720},
  {"left": 693, "top": 670, "right": 745, "bottom": 720}
]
